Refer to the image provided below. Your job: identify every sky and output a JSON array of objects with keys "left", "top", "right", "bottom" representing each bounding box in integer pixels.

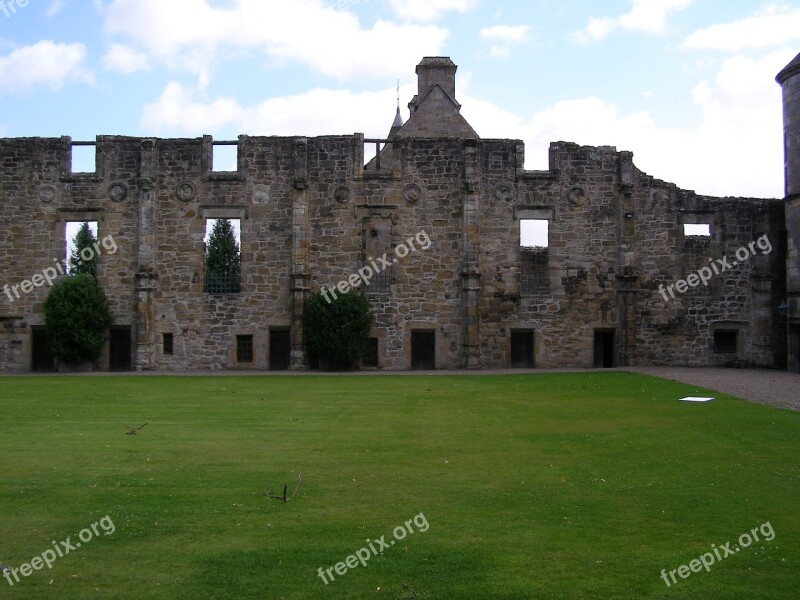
[{"left": 1, "top": 0, "right": 799, "bottom": 199}]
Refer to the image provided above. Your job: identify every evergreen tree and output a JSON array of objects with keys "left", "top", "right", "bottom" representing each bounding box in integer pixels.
[
  {"left": 306, "top": 289, "right": 372, "bottom": 370},
  {"left": 44, "top": 274, "right": 113, "bottom": 366},
  {"left": 205, "top": 219, "right": 240, "bottom": 293},
  {"left": 69, "top": 222, "right": 98, "bottom": 278}
]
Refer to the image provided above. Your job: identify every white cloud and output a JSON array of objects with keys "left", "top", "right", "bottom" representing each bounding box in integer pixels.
[
  {"left": 479, "top": 24, "right": 529, "bottom": 59},
  {"left": 464, "top": 49, "right": 791, "bottom": 198},
  {"left": 388, "top": 0, "right": 478, "bottom": 22},
  {"left": 45, "top": 0, "right": 66, "bottom": 17},
  {"left": 479, "top": 25, "right": 530, "bottom": 43},
  {"left": 140, "top": 81, "right": 418, "bottom": 138},
  {"left": 101, "top": 43, "right": 150, "bottom": 73},
  {"left": 571, "top": 0, "right": 694, "bottom": 44},
  {"left": 0, "top": 41, "right": 90, "bottom": 94},
  {"left": 683, "top": 5, "right": 800, "bottom": 52},
  {"left": 102, "top": 0, "right": 449, "bottom": 82}
]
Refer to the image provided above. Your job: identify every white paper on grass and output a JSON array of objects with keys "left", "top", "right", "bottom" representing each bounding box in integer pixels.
[{"left": 679, "top": 397, "right": 714, "bottom": 402}]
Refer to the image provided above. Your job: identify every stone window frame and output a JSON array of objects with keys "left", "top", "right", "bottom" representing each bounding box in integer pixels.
[
  {"left": 201, "top": 207, "right": 247, "bottom": 294},
  {"left": 162, "top": 333, "right": 174, "bottom": 356},
  {"left": 681, "top": 210, "right": 716, "bottom": 297},
  {"left": 58, "top": 210, "right": 105, "bottom": 275},
  {"left": 516, "top": 207, "right": 553, "bottom": 297},
  {"left": 236, "top": 334, "right": 254, "bottom": 363}
]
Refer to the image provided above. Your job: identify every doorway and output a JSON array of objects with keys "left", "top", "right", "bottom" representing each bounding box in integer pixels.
[
  {"left": 269, "top": 328, "right": 291, "bottom": 371},
  {"left": 593, "top": 330, "right": 615, "bottom": 368},
  {"left": 109, "top": 327, "right": 132, "bottom": 371},
  {"left": 411, "top": 331, "right": 435, "bottom": 370},
  {"left": 510, "top": 331, "right": 534, "bottom": 368},
  {"left": 31, "top": 327, "right": 55, "bottom": 372}
]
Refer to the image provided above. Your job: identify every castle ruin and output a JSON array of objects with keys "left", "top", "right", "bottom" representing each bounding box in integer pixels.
[{"left": 1, "top": 55, "right": 799, "bottom": 372}]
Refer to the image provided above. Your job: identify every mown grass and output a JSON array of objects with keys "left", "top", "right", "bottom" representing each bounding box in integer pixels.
[{"left": 0, "top": 372, "right": 797, "bottom": 599}]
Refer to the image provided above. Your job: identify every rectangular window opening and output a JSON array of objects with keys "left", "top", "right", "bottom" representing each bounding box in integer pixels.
[
  {"left": 520, "top": 219, "right": 549, "bottom": 295},
  {"left": 204, "top": 218, "right": 241, "bottom": 294},
  {"left": 236, "top": 335, "right": 254, "bottom": 363},
  {"left": 212, "top": 142, "right": 239, "bottom": 173},
  {"left": 65, "top": 221, "right": 99, "bottom": 276},
  {"left": 684, "top": 223, "right": 711, "bottom": 237},
  {"left": 713, "top": 330, "right": 738, "bottom": 354},
  {"left": 163, "top": 333, "right": 174, "bottom": 356},
  {"left": 70, "top": 142, "right": 96, "bottom": 174}
]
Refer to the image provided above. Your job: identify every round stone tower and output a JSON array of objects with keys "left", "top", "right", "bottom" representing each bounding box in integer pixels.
[
  {"left": 776, "top": 52, "right": 800, "bottom": 371},
  {"left": 777, "top": 52, "right": 800, "bottom": 197}
]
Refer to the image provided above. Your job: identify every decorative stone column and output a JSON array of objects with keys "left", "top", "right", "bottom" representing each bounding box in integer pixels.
[
  {"left": 134, "top": 139, "right": 157, "bottom": 370},
  {"left": 461, "top": 139, "right": 482, "bottom": 368},
  {"left": 616, "top": 151, "right": 638, "bottom": 367},
  {"left": 290, "top": 138, "right": 310, "bottom": 370}
]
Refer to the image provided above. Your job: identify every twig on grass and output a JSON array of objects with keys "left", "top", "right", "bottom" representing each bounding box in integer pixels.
[
  {"left": 125, "top": 423, "right": 148, "bottom": 435},
  {"left": 264, "top": 471, "right": 302, "bottom": 502}
]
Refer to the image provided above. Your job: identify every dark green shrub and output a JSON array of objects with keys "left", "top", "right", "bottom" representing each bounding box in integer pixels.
[
  {"left": 306, "top": 289, "right": 372, "bottom": 370},
  {"left": 43, "top": 274, "right": 113, "bottom": 365}
]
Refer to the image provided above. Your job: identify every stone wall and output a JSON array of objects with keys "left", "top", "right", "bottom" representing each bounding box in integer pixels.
[{"left": 0, "top": 133, "right": 786, "bottom": 371}]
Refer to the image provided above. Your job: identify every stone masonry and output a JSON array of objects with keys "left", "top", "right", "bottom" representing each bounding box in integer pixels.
[{"left": 0, "top": 56, "right": 796, "bottom": 372}]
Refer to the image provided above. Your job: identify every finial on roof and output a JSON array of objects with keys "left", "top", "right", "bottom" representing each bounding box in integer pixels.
[{"left": 389, "top": 79, "right": 404, "bottom": 137}]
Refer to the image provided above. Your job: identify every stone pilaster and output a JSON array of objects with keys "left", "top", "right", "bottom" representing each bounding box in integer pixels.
[
  {"left": 134, "top": 139, "right": 157, "bottom": 370},
  {"left": 290, "top": 138, "right": 309, "bottom": 370},
  {"left": 461, "top": 139, "right": 481, "bottom": 368}
]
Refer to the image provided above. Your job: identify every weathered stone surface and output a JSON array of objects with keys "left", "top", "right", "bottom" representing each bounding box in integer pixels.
[{"left": 0, "top": 56, "right": 793, "bottom": 371}]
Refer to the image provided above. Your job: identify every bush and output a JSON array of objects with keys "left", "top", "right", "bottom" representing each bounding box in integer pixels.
[
  {"left": 306, "top": 289, "right": 372, "bottom": 370},
  {"left": 43, "top": 274, "right": 113, "bottom": 365}
]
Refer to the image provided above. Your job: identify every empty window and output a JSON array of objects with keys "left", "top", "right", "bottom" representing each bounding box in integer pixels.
[
  {"left": 204, "top": 218, "right": 241, "bottom": 293},
  {"left": 212, "top": 142, "right": 238, "bottom": 172},
  {"left": 163, "top": 333, "right": 174, "bottom": 355},
  {"left": 520, "top": 219, "right": 549, "bottom": 295},
  {"left": 714, "top": 331, "right": 738, "bottom": 354},
  {"left": 236, "top": 335, "right": 253, "bottom": 363},
  {"left": 521, "top": 219, "right": 549, "bottom": 248},
  {"left": 70, "top": 142, "right": 96, "bottom": 174},
  {"left": 684, "top": 223, "right": 711, "bottom": 237},
  {"left": 65, "top": 221, "right": 99, "bottom": 277},
  {"left": 362, "top": 338, "right": 379, "bottom": 368}
]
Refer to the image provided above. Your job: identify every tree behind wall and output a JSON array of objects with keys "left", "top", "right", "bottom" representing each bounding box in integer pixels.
[
  {"left": 205, "top": 219, "right": 240, "bottom": 293},
  {"left": 69, "top": 222, "right": 98, "bottom": 278},
  {"left": 306, "top": 289, "right": 372, "bottom": 370},
  {"left": 43, "top": 273, "right": 113, "bottom": 366}
]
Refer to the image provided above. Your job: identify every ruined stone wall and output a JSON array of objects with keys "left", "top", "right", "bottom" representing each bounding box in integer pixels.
[{"left": 0, "top": 135, "right": 786, "bottom": 372}]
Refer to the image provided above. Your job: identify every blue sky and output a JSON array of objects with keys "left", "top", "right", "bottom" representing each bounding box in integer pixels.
[{"left": 1, "top": 0, "right": 798, "bottom": 197}]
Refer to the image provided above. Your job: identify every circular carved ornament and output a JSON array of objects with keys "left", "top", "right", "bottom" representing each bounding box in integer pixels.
[
  {"left": 494, "top": 182, "right": 513, "bottom": 202},
  {"left": 404, "top": 183, "right": 422, "bottom": 203},
  {"left": 38, "top": 184, "right": 57, "bottom": 203},
  {"left": 107, "top": 182, "right": 128, "bottom": 202},
  {"left": 334, "top": 185, "right": 350, "bottom": 204},
  {"left": 175, "top": 180, "right": 197, "bottom": 202},
  {"left": 567, "top": 186, "right": 585, "bottom": 206}
]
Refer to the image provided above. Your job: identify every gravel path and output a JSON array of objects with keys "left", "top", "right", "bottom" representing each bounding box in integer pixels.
[{"left": 625, "top": 367, "right": 800, "bottom": 412}]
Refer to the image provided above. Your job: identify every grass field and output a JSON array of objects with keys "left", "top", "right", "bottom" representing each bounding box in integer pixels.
[{"left": 0, "top": 372, "right": 798, "bottom": 599}]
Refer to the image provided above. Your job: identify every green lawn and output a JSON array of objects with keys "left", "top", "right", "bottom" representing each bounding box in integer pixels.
[{"left": 0, "top": 372, "right": 797, "bottom": 599}]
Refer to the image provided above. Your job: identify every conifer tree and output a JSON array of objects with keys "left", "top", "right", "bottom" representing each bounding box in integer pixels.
[
  {"left": 69, "top": 222, "right": 98, "bottom": 278},
  {"left": 205, "top": 219, "right": 240, "bottom": 293}
]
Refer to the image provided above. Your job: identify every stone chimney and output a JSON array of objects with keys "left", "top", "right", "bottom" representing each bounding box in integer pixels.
[{"left": 409, "top": 57, "right": 459, "bottom": 114}]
